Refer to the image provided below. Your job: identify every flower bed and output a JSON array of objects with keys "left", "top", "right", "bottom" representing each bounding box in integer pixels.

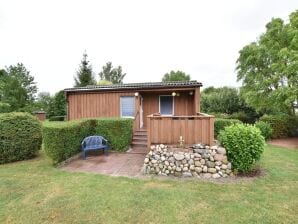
[{"left": 143, "top": 144, "right": 233, "bottom": 178}]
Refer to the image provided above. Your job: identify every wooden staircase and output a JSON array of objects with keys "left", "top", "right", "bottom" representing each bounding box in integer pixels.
[{"left": 132, "top": 129, "right": 148, "bottom": 150}]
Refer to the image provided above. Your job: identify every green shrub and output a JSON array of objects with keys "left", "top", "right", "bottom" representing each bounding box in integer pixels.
[
  {"left": 214, "top": 118, "right": 242, "bottom": 138},
  {"left": 0, "top": 112, "right": 42, "bottom": 164},
  {"left": 229, "top": 111, "right": 254, "bottom": 123},
  {"left": 43, "top": 118, "right": 133, "bottom": 164},
  {"left": 260, "top": 115, "right": 298, "bottom": 138},
  {"left": 255, "top": 121, "right": 273, "bottom": 140},
  {"left": 49, "top": 116, "right": 65, "bottom": 121},
  {"left": 219, "top": 123, "right": 265, "bottom": 173}
]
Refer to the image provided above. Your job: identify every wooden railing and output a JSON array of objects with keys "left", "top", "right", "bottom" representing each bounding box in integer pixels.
[{"left": 146, "top": 114, "right": 214, "bottom": 147}]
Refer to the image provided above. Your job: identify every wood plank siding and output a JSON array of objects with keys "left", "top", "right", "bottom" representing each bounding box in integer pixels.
[
  {"left": 67, "top": 91, "right": 135, "bottom": 120},
  {"left": 147, "top": 115, "right": 214, "bottom": 146},
  {"left": 67, "top": 89, "right": 199, "bottom": 122}
]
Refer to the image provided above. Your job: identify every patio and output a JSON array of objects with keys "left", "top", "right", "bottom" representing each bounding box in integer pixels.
[{"left": 61, "top": 148, "right": 146, "bottom": 177}]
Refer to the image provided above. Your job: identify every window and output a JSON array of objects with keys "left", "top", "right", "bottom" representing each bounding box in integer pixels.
[
  {"left": 120, "top": 96, "right": 135, "bottom": 117},
  {"left": 159, "top": 95, "right": 174, "bottom": 115}
]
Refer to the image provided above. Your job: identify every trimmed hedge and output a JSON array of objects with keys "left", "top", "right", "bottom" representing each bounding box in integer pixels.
[
  {"left": 49, "top": 116, "right": 66, "bottom": 121},
  {"left": 260, "top": 115, "right": 298, "bottom": 138},
  {"left": 0, "top": 112, "right": 42, "bottom": 164},
  {"left": 214, "top": 118, "right": 242, "bottom": 138},
  {"left": 220, "top": 123, "right": 265, "bottom": 173},
  {"left": 43, "top": 118, "right": 133, "bottom": 164}
]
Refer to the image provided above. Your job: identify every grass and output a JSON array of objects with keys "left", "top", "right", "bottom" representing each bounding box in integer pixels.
[{"left": 0, "top": 145, "right": 298, "bottom": 224}]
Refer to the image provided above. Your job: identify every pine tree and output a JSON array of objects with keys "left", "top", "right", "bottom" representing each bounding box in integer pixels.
[{"left": 74, "top": 52, "right": 96, "bottom": 87}]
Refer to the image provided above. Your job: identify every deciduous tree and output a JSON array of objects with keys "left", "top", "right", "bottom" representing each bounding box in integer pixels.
[
  {"left": 98, "top": 62, "right": 126, "bottom": 84},
  {"left": 162, "top": 70, "right": 190, "bottom": 82},
  {"left": 237, "top": 10, "right": 298, "bottom": 115}
]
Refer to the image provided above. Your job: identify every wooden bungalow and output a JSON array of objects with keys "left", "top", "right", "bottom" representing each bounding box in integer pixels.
[{"left": 64, "top": 81, "right": 214, "bottom": 150}]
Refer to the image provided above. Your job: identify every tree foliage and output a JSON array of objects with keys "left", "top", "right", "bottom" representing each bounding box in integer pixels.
[
  {"left": 237, "top": 10, "right": 298, "bottom": 115},
  {"left": 201, "top": 87, "right": 252, "bottom": 114},
  {"left": 99, "top": 62, "right": 126, "bottom": 84},
  {"left": 0, "top": 63, "right": 37, "bottom": 111},
  {"left": 48, "top": 90, "right": 66, "bottom": 117},
  {"left": 162, "top": 70, "right": 190, "bottom": 82},
  {"left": 74, "top": 52, "right": 96, "bottom": 87}
]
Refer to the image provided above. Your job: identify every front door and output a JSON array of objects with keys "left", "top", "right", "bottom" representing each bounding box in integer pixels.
[{"left": 139, "top": 95, "right": 143, "bottom": 128}]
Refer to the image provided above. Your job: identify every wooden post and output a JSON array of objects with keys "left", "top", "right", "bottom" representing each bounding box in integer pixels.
[
  {"left": 194, "top": 87, "right": 200, "bottom": 113},
  {"left": 147, "top": 116, "right": 151, "bottom": 150},
  {"left": 134, "top": 94, "right": 140, "bottom": 132},
  {"left": 209, "top": 116, "right": 215, "bottom": 146}
]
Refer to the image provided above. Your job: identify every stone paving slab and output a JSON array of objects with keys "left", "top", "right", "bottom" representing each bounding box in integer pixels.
[{"left": 61, "top": 151, "right": 146, "bottom": 177}]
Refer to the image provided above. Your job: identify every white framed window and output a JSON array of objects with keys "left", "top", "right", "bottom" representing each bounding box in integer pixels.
[
  {"left": 120, "top": 96, "right": 135, "bottom": 118},
  {"left": 159, "top": 95, "right": 174, "bottom": 115}
]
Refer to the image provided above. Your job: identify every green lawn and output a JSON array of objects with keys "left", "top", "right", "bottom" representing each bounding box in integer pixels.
[{"left": 0, "top": 145, "right": 297, "bottom": 224}]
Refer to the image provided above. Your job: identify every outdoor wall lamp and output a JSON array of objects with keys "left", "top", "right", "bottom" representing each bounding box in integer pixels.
[
  {"left": 189, "top": 91, "right": 194, "bottom": 95},
  {"left": 172, "top": 92, "right": 176, "bottom": 96},
  {"left": 134, "top": 92, "right": 139, "bottom": 97}
]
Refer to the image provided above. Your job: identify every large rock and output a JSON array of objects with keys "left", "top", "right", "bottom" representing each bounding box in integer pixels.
[
  {"left": 176, "top": 167, "right": 182, "bottom": 172},
  {"left": 217, "top": 147, "right": 226, "bottom": 155},
  {"left": 168, "top": 156, "right": 175, "bottom": 163},
  {"left": 221, "top": 164, "right": 227, "bottom": 170},
  {"left": 154, "top": 155, "right": 160, "bottom": 160},
  {"left": 151, "top": 159, "right": 157, "bottom": 164},
  {"left": 189, "top": 165, "right": 195, "bottom": 171},
  {"left": 185, "top": 154, "right": 190, "bottom": 160},
  {"left": 144, "top": 158, "right": 149, "bottom": 163},
  {"left": 188, "top": 159, "right": 194, "bottom": 165},
  {"left": 206, "top": 161, "right": 215, "bottom": 168},
  {"left": 212, "top": 173, "right": 220, "bottom": 178},
  {"left": 193, "top": 153, "right": 201, "bottom": 158},
  {"left": 182, "top": 172, "right": 192, "bottom": 177},
  {"left": 195, "top": 167, "right": 202, "bottom": 173},
  {"left": 194, "top": 148, "right": 206, "bottom": 154},
  {"left": 183, "top": 167, "right": 189, "bottom": 172},
  {"left": 174, "top": 153, "right": 185, "bottom": 161},
  {"left": 214, "top": 154, "right": 225, "bottom": 162},
  {"left": 203, "top": 173, "right": 212, "bottom": 178},
  {"left": 194, "top": 161, "right": 202, "bottom": 167},
  {"left": 208, "top": 168, "right": 217, "bottom": 173},
  {"left": 227, "top": 163, "right": 232, "bottom": 170},
  {"left": 211, "top": 145, "right": 218, "bottom": 150},
  {"left": 202, "top": 153, "right": 209, "bottom": 159}
]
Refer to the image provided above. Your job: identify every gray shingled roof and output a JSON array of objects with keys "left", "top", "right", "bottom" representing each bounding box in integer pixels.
[{"left": 64, "top": 81, "right": 202, "bottom": 92}]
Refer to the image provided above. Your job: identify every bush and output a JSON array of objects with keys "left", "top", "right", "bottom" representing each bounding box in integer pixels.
[
  {"left": 49, "top": 116, "right": 65, "bottom": 121},
  {"left": 0, "top": 112, "right": 42, "bottom": 164},
  {"left": 255, "top": 121, "right": 273, "bottom": 140},
  {"left": 229, "top": 111, "right": 255, "bottom": 124},
  {"left": 260, "top": 115, "right": 298, "bottom": 138},
  {"left": 214, "top": 118, "right": 242, "bottom": 138},
  {"left": 43, "top": 118, "right": 133, "bottom": 164},
  {"left": 219, "top": 123, "right": 265, "bottom": 173}
]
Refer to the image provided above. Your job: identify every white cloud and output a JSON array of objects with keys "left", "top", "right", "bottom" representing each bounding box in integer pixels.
[{"left": 0, "top": 0, "right": 297, "bottom": 93}]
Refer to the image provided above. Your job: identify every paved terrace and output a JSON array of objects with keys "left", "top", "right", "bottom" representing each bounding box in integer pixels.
[{"left": 61, "top": 148, "right": 146, "bottom": 177}]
